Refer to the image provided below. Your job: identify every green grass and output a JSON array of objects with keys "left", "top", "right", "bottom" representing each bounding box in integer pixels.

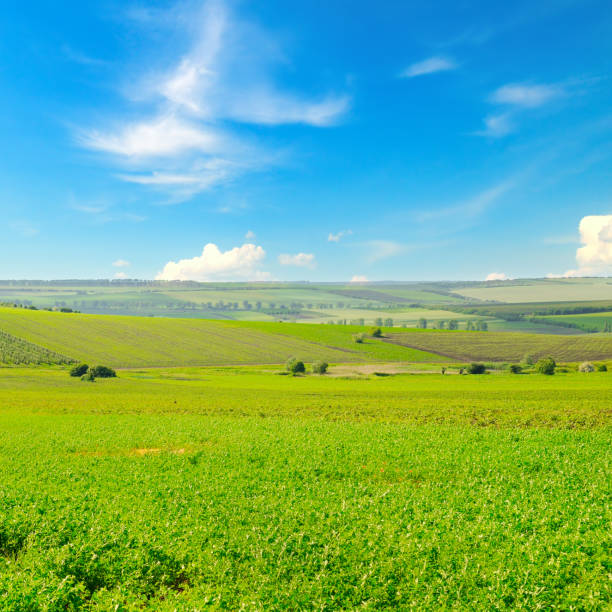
[
  {"left": 0, "top": 367, "right": 609, "bottom": 609},
  {"left": 0, "top": 308, "right": 439, "bottom": 368},
  {"left": 386, "top": 328, "right": 612, "bottom": 362}
]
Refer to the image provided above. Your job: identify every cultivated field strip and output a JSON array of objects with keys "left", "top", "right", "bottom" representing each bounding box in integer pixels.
[
  {"left": 386, "top": 330, "right": 612, "bottom": 362},
  {"left": 0, "top": 308, "right": 437, "bottom": 367},
  {"left": 0, "top": 329, "right": 73, "bottom": 365}
]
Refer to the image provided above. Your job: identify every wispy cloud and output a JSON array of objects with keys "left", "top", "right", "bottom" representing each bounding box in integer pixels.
[
  {"left": 490, "top": 83, "right": 564, "bottom": 108},
  {"left": 77, "top": 0, "right": 349, "bottom": 201},
  {"left": 112, "top": 259, "right": 130, "bottom": 267},
  {"left": 328, "top": 229, "right": 352, "bottom": 242},
  {"left": 61, "top": 44, "right": 108, "bottom": 67},
  {"left": 365, "top": 240, "right": 409, "bottom": 263},
  {"left": 278, "top": 253, "right": 316, "bottom": 268},
  {"left": 400, "top": 56, "right": 457, "bottom": 78},
  {"left": 417, "top": 181, "right": 514, "bottom": 222},
  {"left": 476, "top": 113, "right": 514, "bottom": 138}
]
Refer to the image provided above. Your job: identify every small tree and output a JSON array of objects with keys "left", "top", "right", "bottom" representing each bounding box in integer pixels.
[
  {"left": 374, "top": 317, "right": 383, "bottom": 327},
  {"left": 286, "top": 357, "right": 305, "bottom": 375},
  {"left": 91, "top": 365, "right": 117, "bottom": 378},
  {"left": 81, "top": 371, "right": 96, "bottom": 382},
  {"left": 353, "top": 332, "right": 366, "bottom": 343},
  {"left": 371, "top": 327, "right": 383, "bottom": 338},
  {"left": 70, "top": 363, "right": 89, "bottom": 377},
  {"left": 436, "top": 320, "right": 446, "bottom": 330},
  {"left": 509, "top": 364, "right": 522, "bottom": 374},
  {"left": 384, "top": 318, "right": 394, "bottom": 327},
  {"left": 536, "top": 357, "right": 556, "bottom": 375},
  {"left": 467, "top": 363, "right": 486, "bottom": 374},
  {"left": 312, "top": 360, "right": 328, "bottom": 374},
  {"left": 417, "top": 318, "right": 427, "bottom": 329},
  {"left": 578, "top": 362, "right": 595, "bottom": 373},
  {"left": 448, "top": 320, "right": 459, "bottom": 330},
  {"left": 441, "top": 366, "right": 446, "bottom": 375},
  {"left": 597, "top": 363, "right": 608, "bottom": 372}
]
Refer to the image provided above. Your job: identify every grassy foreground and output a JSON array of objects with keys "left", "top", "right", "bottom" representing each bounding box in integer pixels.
[{"left": 0, "top": 367, "right": 610, "bottom": 609}]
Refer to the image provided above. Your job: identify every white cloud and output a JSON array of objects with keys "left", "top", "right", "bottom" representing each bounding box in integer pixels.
[
  {"left": 278, "top": 253, "right": 316, "bottom": 268},
  {"left": 328, "top": 229, "right": 352, "bottom": 242},
  {"left": 549, "top": 215, "right": 612, "bottom": 277},
  {"left": 112, "top": 259, "right": 130, "bottom": 267},
  {"left": 80, "top": 114, "right": 221, "bottom": 158},
  {"left": 350, "top": 275, "right": 368, "bottom": 283},
  {"left": 77, "top": 0, "right": 349, "bottom": 199},
  {"left": 485, "top": 272, "right": 509, "bottom": 281},
  {"left": 490, "top": 83, "right": 562, "bottom": 108},
  {"left": 400, "top": 56, "right": 456, "bottom": 78},
  {"left": 156, "top": 242, "right": 267, "bottom": 281},
  {"left": 113, "top": 272, "right": 129, "bottom": 279},
  {"left": 245, "top": 230, "right": 255, "bottom": 240}
]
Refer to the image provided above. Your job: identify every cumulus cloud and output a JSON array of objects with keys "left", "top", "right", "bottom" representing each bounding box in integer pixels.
[
  {"left": 156, "top": 242, "right": 267, "bottom": 281},
  {"left": 400, "top": 56, "right": 456, "bottom": 78},
  {"left": 77, "top": 0, "right": 349, "bottom": 200},
  {"left": 548, "top": 215, "right": 612, "bottom": 277},
  {"left": 485, "top": 272, "right": 509, "bottom": 281},
  {"left": 245, "top": 230, "right": 255, "bottom": 240},
  {"left": 328, "top": 229, "right": 352, "bottom": 242},
  {"left": 112, "top": 259, "right": 130, "bottom": 267},
  {"left": 350, "top": 275, "right": 368, "bottom": 283},
  {"left": 278, "top": 253, "right": 316, "bottom": 268}
]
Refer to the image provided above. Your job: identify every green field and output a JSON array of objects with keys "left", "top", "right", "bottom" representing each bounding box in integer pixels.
[
  {"left": 0, "top": 307, "right": 440, "bottom": 367},
  {"left": 536, "top": 312, "right": 612, "bottom": 333},
  {"left": 0, "top": 367, "right": 609, "bottom": 609},
  {"left": 0, "top": 330, "right": 73, "bottom": 365},
  {"left": 387, "top": 329, "right": 612, "bottom": 362}
]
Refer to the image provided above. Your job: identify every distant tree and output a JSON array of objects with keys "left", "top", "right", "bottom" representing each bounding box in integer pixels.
[
  {"left": 81, "top": 371, "right": 96, "bottom": 382},
  {"left": 353, "top": 332, "right": 366, "bottom": 343},
  {"left": 509, "top": 364, "right": 522, "bottom": 374},
  {"left": 70, "top": 363, "right": 89, "bottom": 377},
  {"left": 384, "top": 318, "right": 393, "bottom": 327},
  {"left": 536, "top": 357, "right": 556, "bottom": 375},
  {"left": 374, "top": 317, "right": 383, "bottom": 326},
  {"left": 91, "top": 365, "right": 117, "bottom": 378},
  {"left": 597, "top": 363, "right": 608, "bottom": 372},
  {"left": 448, "top": 320, "right": 459, "bottom": 330},
  {"left": 441, "top": 367, "right": 446, "bottom": 375},
  {"left": 286, "top": 357, "right": 305, "bottom": 375},
  {"left": 370, "top": 327, "right": 383, "bottom": 338},
  {"left": 578, "top": 362, "right": 595, "bottom": 373},
  {"left": 475, "top": 321, "right": 488, "bottom": 331},
  {"left": 312, "top": 360, "right": 328, "bottom": 374},
  {"left": 467, "top": 363, "right": 486, "bottom": 374},
  {"left": 417, "top": 318, "right": 428, "bottom": 329},
  {"left": 436, "top": 320, "right": 446, "bottom": 329},
  {"left": 466, "top": 321, "right": 475, "bottom": 331}
]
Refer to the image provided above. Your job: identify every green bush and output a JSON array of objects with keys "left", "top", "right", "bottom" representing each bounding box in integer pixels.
[
  {"left": 597, "top": 364, "right": 607, "bottom": 372},
  {"left": 286, "top": 357, "right": 305, "bottom": 375},
  {"left": 352, "top": 333, "right": 366, "bottom": 344},
  {"left": 467, "top": 363, "right": 486, "bottom": 374},
  {"left": 312, "top": 360, "right": 328, "bottom": 374},
  {"left": 521, "top": 353, "right": 535, "bottom": 366},
  {"left": 90, "top": 365, "right": 116, "bottom": 378},
  {"left": 70, "top": 363, "right": 89, "bottom": 377},
  {"left": 509, "top": 364, "right": 522, "bottom": 374},
  {"left": 370, "top": 327, "right": 383, "bottom": 338},
  {"left": 536, "top": 357, "right": 556, "bottom": 375},
  {"left": 81, "top": 371, "right": 96, "bottom": 382}
]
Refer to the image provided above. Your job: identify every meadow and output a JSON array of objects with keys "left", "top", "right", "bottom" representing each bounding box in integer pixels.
[
  {"left": 536, "top": 312, "right": 612, "bottom": 333},
  {"left": 0, "top": 367, "right": 610, "bottom": 609}
]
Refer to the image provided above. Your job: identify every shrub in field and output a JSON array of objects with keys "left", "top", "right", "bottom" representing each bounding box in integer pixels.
[
  {"left": 286, "top": 357, "right": 305, "bottom": 375},
  {"left": 509, "top": 364, "right": 522, "bottom": 374},
  {"left": 353, "top": 333, "right": 366, "bottom": 344},
  {"left": 536, "top": 357, "right": 556, "bottom": 375},
  {"left": 578, "top": 362, "right": 595, "bottom": 373},
  {"left": 90, "top": 365, "right": 116, "bottom": 378},
  {"left": 371, "top": 327, "right": 383, "bottom": 338},
  {"left": 467, "top": 363, "right": 486, "bottom": 374},
  {"left": 312, "top": 360, "right": 328, "bottom": 374},
  {"left": 441, "top": 367, "right": 446, "bottom": 375},
  {"left": 597, "top": 363, "right": 607, "bottom": 371},
  {"left": 81, "top": 371, "right": 95, "bottom": 382},
  {"left": 521, "top": 353, "right": 535, "bottom": 366},
  {"left": 69, "top": 363, "right": 89, "bottom": 377}
]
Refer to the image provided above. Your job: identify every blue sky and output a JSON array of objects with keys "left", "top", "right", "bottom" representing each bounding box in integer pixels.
[{"left": 2, "top": 0, "right": 611, "bottom": 281}]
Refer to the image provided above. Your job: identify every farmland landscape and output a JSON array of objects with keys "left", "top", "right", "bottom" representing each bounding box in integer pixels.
[{"left": 4, "top": 0, "right": 612, "bottom": 609}]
